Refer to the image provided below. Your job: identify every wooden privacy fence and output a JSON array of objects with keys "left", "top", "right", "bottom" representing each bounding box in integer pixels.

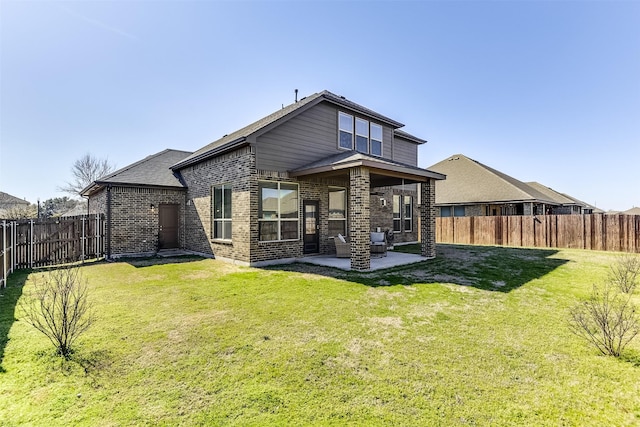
[
  {"left": 436, "top": 214, "right": 640, "bottom": 253},
  {"left": 0, "top": 215, "right": 105, "bottom": 287}
]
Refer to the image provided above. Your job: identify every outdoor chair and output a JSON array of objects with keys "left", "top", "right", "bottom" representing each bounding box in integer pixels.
[
  {"left": 370, "top": 232, "right": 387, "bottom": 257},
  {"left": 334, "top": 234, "right": 350, "bottom": 258}
]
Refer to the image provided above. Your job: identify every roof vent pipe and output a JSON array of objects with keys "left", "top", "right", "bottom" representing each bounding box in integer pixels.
[{"left": 295, "top": 89, "right": 298, "bottom": 102}]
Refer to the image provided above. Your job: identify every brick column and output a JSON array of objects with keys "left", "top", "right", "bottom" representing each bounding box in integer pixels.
[
  {"left": 421, "top": 179, "right": 436, "bottom": 258},
  {"left": 349, "top": 166, "right": 370, "bottom": 271}
]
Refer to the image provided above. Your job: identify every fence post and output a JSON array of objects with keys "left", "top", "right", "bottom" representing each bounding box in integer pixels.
[
  {"left": 2, "top": 221, "right": 6, "bottom": 288},
  {"left": 81, "top": 216, "right": 86, "bottom": 262},
  {"left": 30, "top": 219, "right": 34, "bottom": 269}
]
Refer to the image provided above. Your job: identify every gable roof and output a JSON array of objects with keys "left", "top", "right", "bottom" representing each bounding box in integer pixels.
[
  {"left": 81, "top": 149, "right": 192, "bottom": 196},
  {"left": 428, "top": 154, "right": 558, "bottom": 205},
  {"left": 0, "top": 191, "right": 29, "bottom": 207},
  {"left": 172, "top": 90, "right": 418, "bottom": 170},
  {"left": 525, "top": 182, "right": 583, "bottom": 206},
  {"left": 622, "top": 207, "right": 640, "bottom": 215}
]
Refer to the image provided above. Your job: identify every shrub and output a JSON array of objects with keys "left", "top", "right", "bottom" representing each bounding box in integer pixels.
[
  {"left": 20, "top": 266, "right": 95, "bottom": 358},
  {"left": 608, "top": 254, "right": 640, "bottom": 294},
  {"left": 569, "top": 281, "right": 639, "bottom": 357}
]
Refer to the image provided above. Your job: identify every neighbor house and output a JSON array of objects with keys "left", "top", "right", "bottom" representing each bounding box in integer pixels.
[
  {"left": 82, "top": 91, "right": 445, "bottom": 271},
  {"left": 428, "top": 154, "right": 589, "bottom": 217},
  {"left": 0, "top": 191, "right": 30, "bottom": 218}
]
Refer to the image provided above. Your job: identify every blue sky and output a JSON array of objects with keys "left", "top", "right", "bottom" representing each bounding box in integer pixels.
[{"left": 1, "top": 0, "right": 639, "bottom": 211}]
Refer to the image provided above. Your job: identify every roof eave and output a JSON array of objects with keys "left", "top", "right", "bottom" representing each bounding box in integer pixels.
[{"left": 171, "top": 138, "right": 249, "bottom": 170}]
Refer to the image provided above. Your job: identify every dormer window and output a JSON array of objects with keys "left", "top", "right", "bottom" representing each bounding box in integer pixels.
[{"left": 337, "top": 112, "right": 383, "bottom": 156}]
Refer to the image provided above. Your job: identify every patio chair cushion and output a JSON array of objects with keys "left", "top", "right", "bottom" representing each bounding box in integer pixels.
[
  {"left": 337, "top": 233, "right": 346, "bottom": 243},
  {"left": 370, "top": 232, "right": 386, "bottom": 244}
]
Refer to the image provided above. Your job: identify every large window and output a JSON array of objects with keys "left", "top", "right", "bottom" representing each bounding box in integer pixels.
[
  {"left": 404, "top": 195, "right": 413, "bottom": 232},
  {"left": 258, "top": 182, "right": 299, "bottom": 241},
  {"left": 212, "top": 183, "right": 232, "bottom": 240},
  {"left": 329, "top": 187, "right": 347, "bottom": 237},
  {"left": 338, "top": 112, "right": 383, "bottom": 156},
  {"left": 393, "top": 195, "right": 401, "bottom": 232}
]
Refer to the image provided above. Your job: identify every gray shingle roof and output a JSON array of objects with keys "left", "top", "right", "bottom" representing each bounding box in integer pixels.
[
  {"left": 428, "top": 154, "right": 559, "bottom": 205},
  {"left": 525, "top": 182, "right": 581, "bottom": 206},
  {"left": 172, "top": 90, "right": 413, "bottom": 170},
  {"left": 81, "top": 149, "right": 192, "bottom": 195},
  {"left": 0, "top": 191, "right": 29, "bottom": 207}
]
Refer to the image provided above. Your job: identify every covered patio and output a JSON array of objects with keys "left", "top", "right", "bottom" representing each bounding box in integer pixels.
[{"left": 291, "top": 151, "right": 445, "bottom": 271}]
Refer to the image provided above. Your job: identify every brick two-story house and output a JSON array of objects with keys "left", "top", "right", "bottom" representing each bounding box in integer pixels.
[{"left": 83, "top": 91, "right": 445, "bottom": 271}]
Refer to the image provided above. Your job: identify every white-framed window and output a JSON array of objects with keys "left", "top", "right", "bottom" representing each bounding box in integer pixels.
[
  {"left": 328, "top": 187, "right": 347, "bottom": 237},
  {"left": 393, "top": 194, "right": 401, "bottom": 232},
  {"left": 338, "top": 111, "right": 383, "bottom": 156},
  {"left": 370, "top": 123, "right": 383, "bottom": 156},
  {"left": 212, "top": 183, "right": 232, "bottom": 240},
  {"left": 339, "top": 112, "right": 354, "bottom": 149},
  {"left": 258, "top": 181, "right": 299, "bottom": 241},
  {"left": 355, "top": 118, "right": 369, "bottom": 153},
  {"left": 404, "top": 195, "right": 412, "bottom": 232}
]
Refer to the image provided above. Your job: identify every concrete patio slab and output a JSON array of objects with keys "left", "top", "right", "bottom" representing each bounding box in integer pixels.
[{"left": 298, "top": 250, "right": 430, "bottom": 271}]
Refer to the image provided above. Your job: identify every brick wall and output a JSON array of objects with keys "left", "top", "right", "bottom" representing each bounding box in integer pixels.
[
  {"left": 88, "top": 185, "right": 186, "bottom": 257},
  {"left": 369, "top": 185, "right": 419, "bottom": 245},
  {"left": 179, "top": 146, "right": 255, "bottom": 262}
]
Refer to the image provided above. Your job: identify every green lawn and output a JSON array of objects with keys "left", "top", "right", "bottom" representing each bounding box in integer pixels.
[{"left": 1, "top": 245, "right": 639, "bottom": 426}]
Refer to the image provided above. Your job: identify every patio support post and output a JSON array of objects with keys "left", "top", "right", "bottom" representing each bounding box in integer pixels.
[
  {"left": 349, "top": 166, "right": 370, "bottom": 271},
  {"left": 421, "top": 179, "right": 436, "bottom": 258}
]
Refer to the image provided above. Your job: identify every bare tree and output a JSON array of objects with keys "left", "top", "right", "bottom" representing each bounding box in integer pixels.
[
  {"left": 608, "top": 254, "right": 640, "bottom": 294},
  {"left": 20, "top": 266, "right": 95, "bottom": 358},
  {"left": 569, "top": 281, "right": 639, "bottom": 357},
  {"left": 59, "top": 154, "right": 116, "bottom": 197},
  {"left": 2, "top": 203, "right": 37, "bottom": 219}
]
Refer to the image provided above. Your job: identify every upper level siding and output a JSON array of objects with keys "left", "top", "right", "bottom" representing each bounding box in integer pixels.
[{"left": 255, "top": 101, "right": 420, "bottom": 171}]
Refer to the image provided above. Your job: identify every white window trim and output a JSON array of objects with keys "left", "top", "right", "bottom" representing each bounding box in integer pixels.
[
  {"left": 338, "top": 112, "right": 384, "bottom": 156},
  {"left": 212, "top": 183, "right": 232, "bottom": 241},
  {"left": 404, "top": 195, "right": 413, "bottom": 232},
  {"left": 328, "top": 186, "right": 347, "bottom": 238},
  {"left": 338, "top": 112, "right": 354, "bottom": 150},
  {"left": 393, "top": 194, "right": 401, "bottom": 233},
  {"left": 370, "top": 123, "right": 383, "bottom": 157},
  {"left": 258, "top": 181, "right": 300, "bottom": 242}
]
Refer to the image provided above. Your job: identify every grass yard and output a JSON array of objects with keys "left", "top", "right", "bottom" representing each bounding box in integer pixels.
[{"left": 1, "top": 244, "right": 639, "bottom": 426}]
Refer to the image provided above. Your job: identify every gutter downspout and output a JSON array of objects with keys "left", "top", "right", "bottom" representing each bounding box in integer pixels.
[{"left": 106, "top": 185, "right": 112, "bottom": 260}]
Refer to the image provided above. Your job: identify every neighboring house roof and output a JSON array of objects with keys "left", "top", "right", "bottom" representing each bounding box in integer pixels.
[
  {"left": 0, "top": 191, "right": 29, "bottom": 207},
  {"left": 428, "top": 154, "right": 558, "bottom": 206},
  {"left": 290, "top": 150, "right": 445, "bottom": 183},
  {"left": 525, "top": 182, "right": 583, "bottom": 206},
  {"left": 81, "top": 149, "right": 192, "bottom": 196},
  {"left": 622, "top": 207, "right": 640, "bottom": 215},
  {"left": 61, "top": 204, "right": 88, "bottom": 217},
  {"left": 172, "top": 90, "right": 421, "bottom": 170}
]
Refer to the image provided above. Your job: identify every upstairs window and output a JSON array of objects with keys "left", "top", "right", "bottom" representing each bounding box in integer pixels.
[
  {"left": 339, "top": 112, "right": 354, "bottom": 149},
  {"left": 338, "top": 112, "right": 383, "bottom": 156},
  {"left": 355, "top": 118, "right": 369, "bottom": 153},
  {"left": 212, "top": 183, "right": 232, "bottom": 240},
  {"left": 370, "top": 124, "right": 383, "bottom": 156}
]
